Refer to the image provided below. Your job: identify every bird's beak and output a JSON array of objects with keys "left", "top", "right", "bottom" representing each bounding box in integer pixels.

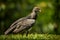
[{"left": 39, "top": 9, "right": 41, "bottom": 12}]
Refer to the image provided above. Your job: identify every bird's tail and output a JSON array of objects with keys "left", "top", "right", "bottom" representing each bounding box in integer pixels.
[{"left": 4, "top": 26, "right": 16, "bottom": 35}]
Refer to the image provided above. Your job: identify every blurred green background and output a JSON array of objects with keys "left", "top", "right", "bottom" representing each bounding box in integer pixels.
[{"left": 0, "top": 0, "right": 60, "bottom": 35}]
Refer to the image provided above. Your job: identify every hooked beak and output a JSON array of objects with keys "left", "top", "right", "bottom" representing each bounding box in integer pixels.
[{"left": 39, "top": 9, "right": 41, "bottom": 12}]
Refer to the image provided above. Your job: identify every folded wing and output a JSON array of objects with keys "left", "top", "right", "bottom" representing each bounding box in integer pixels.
[
  {"left": 13, "top": 19, "right": 35, "bottom": 33},
  {"left": 4, "top": 17, "right": 27, "bottom": 35}
]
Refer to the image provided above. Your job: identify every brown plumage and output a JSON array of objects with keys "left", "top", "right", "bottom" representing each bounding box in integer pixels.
[{"left": 4, "top": 7, "right": 41, "bottom": 35}]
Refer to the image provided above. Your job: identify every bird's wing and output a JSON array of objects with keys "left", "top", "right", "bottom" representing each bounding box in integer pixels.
[
  {"left": 13, "top": 19, "right": 35, "bottom": 33},
  {"left": 10, "top": 17, "right": 27, "bottom": 27},
  {"left": 4, "top": 24, "right": 17, "bottom": 35},
  {"left": 4, "top": 17, "right": 27, "bottom": 35}
]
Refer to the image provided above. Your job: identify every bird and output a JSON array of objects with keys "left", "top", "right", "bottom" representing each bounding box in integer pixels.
[{"left": 4, "top": 7, "right": 41, "bottom": 36}]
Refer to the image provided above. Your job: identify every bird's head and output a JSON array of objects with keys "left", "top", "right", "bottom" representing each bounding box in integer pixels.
[{"left": 32, "top": 7, "right": 41, "bottom": 13}]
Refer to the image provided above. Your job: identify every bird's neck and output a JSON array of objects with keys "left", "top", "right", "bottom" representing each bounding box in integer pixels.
[
  {"left": 30, "top": 11, "right": 37, "bottom": 19},
  {"left": 26, "top": 11, "right": 37, "bottom": 19}
]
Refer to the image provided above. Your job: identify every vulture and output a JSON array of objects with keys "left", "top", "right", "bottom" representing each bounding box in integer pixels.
[{"left": 4, "top": 7, "right": 41, "bottom": 35}]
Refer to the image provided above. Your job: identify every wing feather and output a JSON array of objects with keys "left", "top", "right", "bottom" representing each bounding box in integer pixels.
[
  {"left": 5, "top": 17, "right": 27, "bottom": 35},
  {"left": 10, "top": 17, "right": 26, "bottom": 27},
  {"left": 13, "top": 19, "right": 35, "bottom": 33}
]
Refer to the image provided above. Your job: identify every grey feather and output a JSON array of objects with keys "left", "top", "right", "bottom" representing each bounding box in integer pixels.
[{"left": 13, "top": 19, "right": 35, "bottom": 33}]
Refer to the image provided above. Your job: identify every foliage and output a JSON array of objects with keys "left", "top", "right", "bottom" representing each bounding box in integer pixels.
[{"left": 0, "top": 34, "right": 60, "bottom": 40}]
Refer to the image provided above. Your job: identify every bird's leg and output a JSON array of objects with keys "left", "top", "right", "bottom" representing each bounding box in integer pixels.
[
  {"left": 26, "top": 31, "right": 28, "bottom": 36},
  {"left": 26, "top": 27, "right": 32, "bottom": 36}
]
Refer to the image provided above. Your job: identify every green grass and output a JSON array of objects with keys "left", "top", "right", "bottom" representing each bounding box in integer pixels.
[{"left": 0, "top": 34, "right": 60, "bottom": 40}]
